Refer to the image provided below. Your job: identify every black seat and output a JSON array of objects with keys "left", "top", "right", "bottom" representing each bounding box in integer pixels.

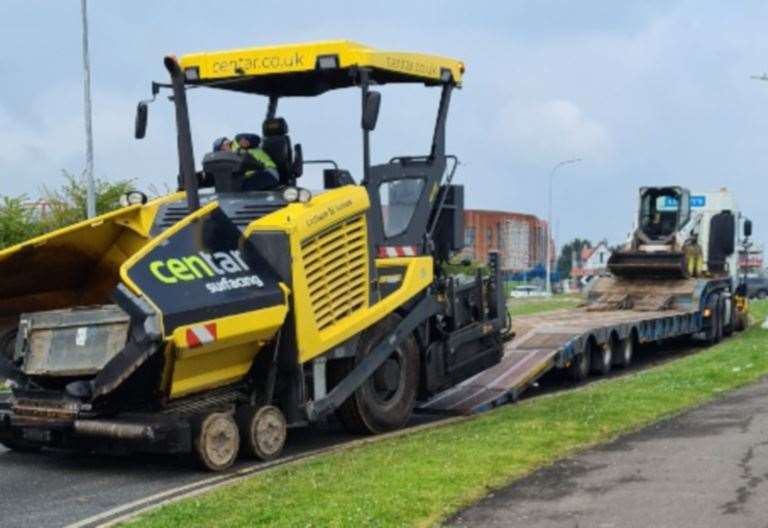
[{"left": 262, "top": 117, "right": 293, "bottom": 184}]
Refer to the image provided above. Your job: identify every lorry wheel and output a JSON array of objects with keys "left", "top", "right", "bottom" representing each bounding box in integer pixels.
[
  {"left": 735, "top": 310, "right": 749, "bottom": 332},
  {"left": 613, "top": 337, "right": 633, "bottom": 368},
  {"left": 590, "top": 341, "right": 611, "bottom": 376},
  {"left": 723, "top": 299, "right": 736, "bottom": 337},
  {"left": 568, "top": 350, "right": 591, "bottom": 382},
  {"left": 704, "top": 296, "right": 723, "bottom": 345},
  {"left": 237, "top": 405, "right": 287, "bottom": 461},
  {"left": 332, "top": 314, "right": 420, "bottom": 435},
  {"left": 192, "top": 412, "right": 240, "bottom": 472}
]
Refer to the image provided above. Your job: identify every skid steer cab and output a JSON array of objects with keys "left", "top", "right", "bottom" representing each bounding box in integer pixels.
[{"left": 0, "top": 41, "right": 507, "bottom": 470}]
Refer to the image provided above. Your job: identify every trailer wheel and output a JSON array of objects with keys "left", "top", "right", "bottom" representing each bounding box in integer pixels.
[
  {"left": 237, "top": 405, "right": 287, "bottom": 461},
  {"left": 332, "top": 314, "right": 420, "bottom": 434},
  {"left": 192, "top": 412, "right": 240, "bottom": 472},
  {"left": 613, "top": 337, "right": 634, "bottom": 368},
  {"left": 568, "top": 349, "right": 591, "bottom": 382},
  {"left": 590, "top": 341, "right": 612, "bottom": 376}
]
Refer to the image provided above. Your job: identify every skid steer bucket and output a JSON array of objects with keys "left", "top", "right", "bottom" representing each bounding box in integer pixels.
[{"left": 607, "top": 250, "right": 688, "bottom": 279}]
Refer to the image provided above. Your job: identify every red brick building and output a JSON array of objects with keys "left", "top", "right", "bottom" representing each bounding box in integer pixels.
[{"left": 462, "top": 209, "right": 551, "bottom": 272}]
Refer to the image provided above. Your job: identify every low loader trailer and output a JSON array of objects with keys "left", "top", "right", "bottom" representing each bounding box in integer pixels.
[{"left": 423, "top": 186, "right": 752, "bottom": 414}]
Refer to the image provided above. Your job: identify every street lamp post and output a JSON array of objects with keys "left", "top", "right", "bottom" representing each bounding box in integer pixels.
[
  {"left": 81, "top": 0, "right": 96, "bottom": 218},
  {"left": 546, "top": 158, "right": 582, "bottom": 294}
]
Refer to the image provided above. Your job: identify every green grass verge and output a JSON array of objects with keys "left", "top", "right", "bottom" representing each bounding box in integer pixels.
[
  {"left": 508, "top": 293, "right": 581, "bottom": 317},
  {"left": 130, "top": 301, "right": 768, "bottom": 528}
]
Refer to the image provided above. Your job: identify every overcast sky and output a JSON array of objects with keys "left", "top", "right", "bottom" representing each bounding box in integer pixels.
[{"left": 1, "top": 1, "right": 767, "bottom": 250}]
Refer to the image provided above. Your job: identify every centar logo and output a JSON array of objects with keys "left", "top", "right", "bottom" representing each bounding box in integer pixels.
[{"left": 150, "top": 250, "right": 251, "bottom": 284}]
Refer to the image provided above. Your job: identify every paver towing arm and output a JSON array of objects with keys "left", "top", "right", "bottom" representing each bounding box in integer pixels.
[{"left": 0, "top": 41, "right": 506, "bottom": 470}]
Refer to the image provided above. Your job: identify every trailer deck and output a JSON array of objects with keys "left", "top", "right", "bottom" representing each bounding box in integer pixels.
[{"left": 419, "top": 304, "right": 702, "bottom": 415}]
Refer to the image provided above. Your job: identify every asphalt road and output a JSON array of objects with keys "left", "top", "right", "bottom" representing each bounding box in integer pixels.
[
  {"left": 448, "top": 376, "right": 768, "bottom": 528},
  {"left": 0, "top": 422, "right": 364, "bottom": 528},
  {"left": 0, "top": 338, "right": 705, "bottom": 528}
]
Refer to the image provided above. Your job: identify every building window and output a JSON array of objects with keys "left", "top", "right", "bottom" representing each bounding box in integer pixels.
[
  {"left": 465, "top": 226, "right": 476, "bottom": 246},
  {"left": 486, "top": 227, "right": 493, "bottom": 247}
]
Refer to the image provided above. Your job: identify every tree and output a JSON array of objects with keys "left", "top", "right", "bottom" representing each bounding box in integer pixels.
[
  {"left": 39, "top": 171, "right": 134, "bottom": 231},
  {"left": 0, "top": 196, "right": 45, "bottom": 249},
  {"left": 557, "top": 238, "right": 592, "bottom": 278},
  {"left": 0, "top": 172, "right": 135, "bottom": 249}
]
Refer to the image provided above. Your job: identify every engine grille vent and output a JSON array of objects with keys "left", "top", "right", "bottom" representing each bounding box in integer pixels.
[
  {"left": 230, "top": 203, "right": 283, "bottom": 227},
  {"left": 301, "top": 215, "right": 368, "bottom": 331},
  {"left": 156, "top": 204, "right": 191, "bottom": 229}
]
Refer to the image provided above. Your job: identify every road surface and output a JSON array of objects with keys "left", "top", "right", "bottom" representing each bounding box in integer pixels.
[
  {"left": 0, "top": 339, "right": 702, "bottom": 528},
  {"left": 448, "top": 377, "right": 768, "bottom": 528}
]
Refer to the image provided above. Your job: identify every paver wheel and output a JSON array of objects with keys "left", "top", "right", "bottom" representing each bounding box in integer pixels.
[
  {"left": 192, "top": 412, "right": 240, "bottom": 472},
  {"left": 0, "top": 430, "right": 41, "bottom": 453},
  {"left": 237, "top": 405, "right": 287, "bottom": 461},
  {"left": 613, "top": 337, "right": 634, "bottom": 369},
  {"left": 331, "top": 314, "right": 420, "bottom": 434}
]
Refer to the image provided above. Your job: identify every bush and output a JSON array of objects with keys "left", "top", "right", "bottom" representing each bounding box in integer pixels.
[{"left": 0, "top": 172, "right": 135, "bottom": 249}]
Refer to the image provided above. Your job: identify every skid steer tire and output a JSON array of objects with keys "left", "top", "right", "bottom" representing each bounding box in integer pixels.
[
  {"left": 237, "top": 405, "right": 287, "bottom": 461},
  {"left": 331, "top": 314, "right": 420, "bottom": 435},
  {"left": 192, "top": 412, "right": 240, "bottom": 472}
]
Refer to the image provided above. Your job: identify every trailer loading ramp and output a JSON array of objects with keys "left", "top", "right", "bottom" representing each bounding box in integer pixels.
[{"left": 419, "top": 305, "right": 699, "bottom": 415}]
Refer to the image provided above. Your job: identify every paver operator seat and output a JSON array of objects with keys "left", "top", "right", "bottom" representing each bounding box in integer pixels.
[{"left": 261, "top": 117, "right": 294, "bottom": 185}]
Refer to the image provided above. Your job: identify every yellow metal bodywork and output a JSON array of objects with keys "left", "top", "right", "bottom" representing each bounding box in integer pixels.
[
  {"left": 167, "top": 297, "right": 289, "bottom": 399},
  {"left": 179, "top": 39, "right": 464, "bottom": 87},
  {"left": 245, "top": 186, "right": 434, "bottom": 365}
]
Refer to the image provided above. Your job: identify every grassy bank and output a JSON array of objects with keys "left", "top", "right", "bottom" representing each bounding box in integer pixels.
[
  {"left": 507, "top": 293, "right": 581, "bottom": 317},
  {"left": 131, "top": 301, "right": 768, "bottom": 528}
]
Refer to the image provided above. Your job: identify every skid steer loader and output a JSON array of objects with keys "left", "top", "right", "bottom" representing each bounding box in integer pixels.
[{"left": 0, "top": 41, "right": 507, "bottom": 470}]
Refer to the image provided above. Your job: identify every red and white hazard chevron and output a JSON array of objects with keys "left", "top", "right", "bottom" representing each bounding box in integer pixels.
[
  {"left": 378, "top": 245, "right": 418, "bottom": 258},
  {"left": 185, "top": 323, "right": 217, "bottom": 348}
]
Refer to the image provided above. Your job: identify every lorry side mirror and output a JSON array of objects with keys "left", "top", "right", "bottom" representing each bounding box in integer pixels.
[
  {"left": 744, "top": 219, "right": 753, "bottom": 238},
  {"left": 135, "top": 102, "right": 148, "bottom": 139},
  {"left": 362, "top": 91, "right": 381, "bottom": 131}
]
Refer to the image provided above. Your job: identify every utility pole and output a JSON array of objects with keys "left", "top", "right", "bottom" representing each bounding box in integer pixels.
[
  {"left": 545, "top": 158, "right": 582, "bottom": 294},
  {"left": 81, "top": 0, "right": 96, "bottom": 218}
]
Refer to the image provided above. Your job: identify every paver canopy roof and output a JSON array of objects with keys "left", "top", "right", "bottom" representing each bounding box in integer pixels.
[{"left": 178, "top": 40, "right": 464, "bottom": 96}]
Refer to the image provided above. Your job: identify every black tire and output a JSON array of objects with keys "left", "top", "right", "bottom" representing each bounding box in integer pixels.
[
  {"left": 590, "top": 340, "right": 612, "bottom": 376},
  {"left": 0, "top": 328, "right": 17, "bottom": 363},
  {"left": 613, "top": 337, "right": 634, "bottom": 368},
  {"left": 735, "top": 310, "right": 749, "bottom": 332},
  {"left": 236, "top": 405, "right": 287, "bottom": 461},
  {"left": 331, "top": 314, "right": 420, "bottom": 435},
  {"left": 0, "top": 430, "right": 41, "bottom": 453},
  {"left": 723, "top": 298, "right": 736, "bottom": 337},
  {"left": 704, "top": 295, "right": 723, "bottom": 345},
  {"left": 568, "top": 348, "right": 591, "bottom": 382},
  {"left": 192, "top": 412, "right": 240, "bottom": 472}
]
